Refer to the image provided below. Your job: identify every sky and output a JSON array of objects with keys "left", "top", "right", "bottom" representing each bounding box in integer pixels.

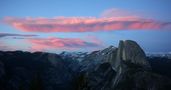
[{"left": 0, "top": 0, "right": 171, "bottom": 53}]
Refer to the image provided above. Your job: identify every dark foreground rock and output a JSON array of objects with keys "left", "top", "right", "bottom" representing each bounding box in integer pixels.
[
  {"left": 0, "top": 51, "right": 80, "bottom": 90},
  {"left": 0, "top": 40, "right": 171, "bottom": 90}
]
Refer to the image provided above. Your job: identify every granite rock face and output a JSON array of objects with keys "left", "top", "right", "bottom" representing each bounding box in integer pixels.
[
  {"left": 122, "top": 40, "right": 151, "bottom": 69},
  {"left": 112, "top": 40, "right": 151, "bottom": 71}
]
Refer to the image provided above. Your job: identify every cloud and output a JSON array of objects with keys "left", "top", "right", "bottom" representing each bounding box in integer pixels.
[
  {"left": 0, "top": 33, "right": 38, "bottom": 38},
  {"left": 101, "top": 8, "right": 137, "bottom": 18},
  {"left": 0, "top": 42, "right": 15, "bottom": 51},
  {"left": 3, "top": 16, "right": 171, "bottom": 33},
  {"left": 28, "top": 37, "right": 102, "bottom": 51}
]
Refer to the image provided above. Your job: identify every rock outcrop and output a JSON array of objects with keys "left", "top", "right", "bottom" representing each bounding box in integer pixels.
[
  {"left": 112, "top": 40, "right": 151, "bottom": 71},
  {"left": 110, "top": 40, "right": 152, "bottom": 89}
]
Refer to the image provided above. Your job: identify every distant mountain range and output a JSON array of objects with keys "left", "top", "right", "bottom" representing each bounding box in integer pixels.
[
  {"left": 147, "top": 53, "right": 171, "bottom": 59},
  {"left": 0, "top": 40, "right": 171, "bottom": 90}
]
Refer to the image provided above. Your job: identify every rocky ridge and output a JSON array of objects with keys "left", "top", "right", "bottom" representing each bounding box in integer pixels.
[
  {"left": 77, "top": 40, "right": 171, "bottom": 90},
  {"left": 0, "top": 40, "right": 171, "bottom": 90}
]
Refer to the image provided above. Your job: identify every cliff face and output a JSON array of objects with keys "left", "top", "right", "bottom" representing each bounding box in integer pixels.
[{"left": 113, "top": 40, "right": 151, "bottom": 69}]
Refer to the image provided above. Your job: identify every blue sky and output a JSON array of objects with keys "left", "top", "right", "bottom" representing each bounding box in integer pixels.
[{"left": 0, "top": 0, "right": 171, "bottom": 53}]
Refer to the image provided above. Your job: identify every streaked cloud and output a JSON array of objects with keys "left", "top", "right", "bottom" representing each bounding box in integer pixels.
[
  {"left": 0, "top": 42, "right": 15, "bottom": 51},
  {"left": 3, "top": 16, "right": 171, "bottom": 33},
  {"left": 101, "top": 8, "right": 137, "bottom": 18},
  {"left": 28, "top": 37, "right": 102, "bottom": 51},
  {"left": 0, "top": 33, "right": 38, "bottom": 38}
]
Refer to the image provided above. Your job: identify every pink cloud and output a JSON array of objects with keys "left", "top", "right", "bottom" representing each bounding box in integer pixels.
[
  {"left": 3, "top": 16, "right": 171, "bottom": 33},
  {"left": 101, "top": 8, "right": 137, "bottom": 18},
  {"left": 28, "top": 37, "right": 101, "bottom": 52},
  {"left": 0, "top": 42, "right": 16, "bottom": 51}
]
